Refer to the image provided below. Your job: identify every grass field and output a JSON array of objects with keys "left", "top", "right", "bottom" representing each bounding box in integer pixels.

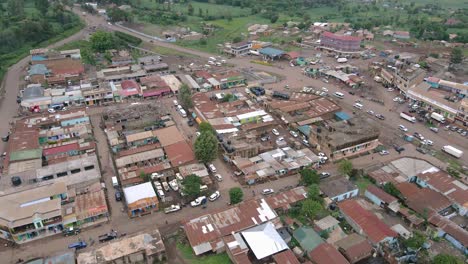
[
  {"left": 139, "top": 0, "right": 251, "bottom": 18},
  {"left": 177, "top": 242, "right": 231, "bottom": 264}
]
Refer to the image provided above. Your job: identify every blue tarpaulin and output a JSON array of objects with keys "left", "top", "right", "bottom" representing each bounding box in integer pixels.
[{"left": 335, "top": 111, "right": 351, "bottom": 121}]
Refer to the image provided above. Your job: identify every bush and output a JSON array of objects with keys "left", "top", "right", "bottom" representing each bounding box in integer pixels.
[
  {"left": 114, "top": 31, "right": 142, "bottom": 45},
  {"left": 229, "top": 187, "right": 243, "bottom": 204}
]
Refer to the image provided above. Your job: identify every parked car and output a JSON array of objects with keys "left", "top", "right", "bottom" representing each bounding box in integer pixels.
[
  {"left": 190, "top": 196, "right": 207, "bottom": 207},
  {"left": 272, "top": 128, "right": 280, "bottom": 136},
  {"left": 429, "top": 127, "right": 439, "bottom": 133},
  {"left": 348, "top": 90, "right": 355, "bottom": 95},
  {"left": 302, "top": 139, "right": 310, "bottom": 147},
  {"left": 63, "top": 227, "right": 81, "bottom": 236},
  {"left": 187, "top": 119, "right": 194, "bottom": 126},
  {"left": 413, "top": 132, "right": 424, "bottom": 140},
  {"left": 399, "top": 125, "right": 408, "bottom": 132},
  {"left": 208, "top": 164, "right": 217, "bottom": 173},
  {"left": 422, "top": 139, "right": 433, "bottom": 146},
  {"left": 47, "top": 108, "right": 56, "bottom": 113},
  {"left": 209, "top": 191, "right": 220, "bottom": 201},
  {"left": 319, "top": 172, "right": 331, "bottom": 179},
  {"left": 115, "top": 190, "right": 122, "bottom": 201},
  {"left": 367, "top": 110, "right": 375, "bottom": 115},
  {"left": 260, "top": 136, "right": 270, "bottom": 142},
  {"left": 99, "top": 231, "right": 118, "bottom": 243},
  {"left": 379, "top": 150, "right": 390, "bottom": 155},
  {"left": 289, "top": 130, "right": 298, "bottom": 138},
  {"left": 393, "top": 145, "right": 405, "bottom": 152},
  {"left": 416, "top": 147, "right": 428, "bottom": 154},
  {"left": 68, "top": 241, "right": 87, "bottom": 250},
  {"left": 195, "top": 131, "right": 201, "bottom": 137},
  {"left": 261, "top": 189, "right": 274, "bottom": 195},
  {"left": 214, "top": 174, "right": 223, "bottom": 182},
  {"left": 164, "top": 204, "right": 181, "bottom": 214},
  {"left": 169, "top": 179, "right": 179, "bottom": 191},
  {"left": 375, "top": 114, "right": 385, "bottom": 120}
]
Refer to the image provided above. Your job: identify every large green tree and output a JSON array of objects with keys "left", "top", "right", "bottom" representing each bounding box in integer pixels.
[
  {"left": 300, "top": 168, "right": 319, "bottom": 186},
  {"left": 301, "top": 199, "right": 322, "bottom": 218},
  {"left": 198, "top": 122, "right": 215, "bottom": 134},
  {"left": 35, "top": 0, "right": 49, "bottom": 15},
  {"left": 338, "top": 159, "right": 353, "bottom": 175},
  {"left": 181, "top": 174, "right": 201, "bottom": 200},
  {"left": 450, "top": 47, "right": 463, "bottom": 64},
  {"left": 433, "top": 254, "right": 463, "bottom": 264},
  {"left": 194, "top": 132, "right": 218, "bottom": 163},
  {"left": 307, "top": 184, "right": 322, "bottom": 204},
  {"left": 402, "top": 231, "right": 426, "bottom": 249},
  {"left": 178, "top": 83, "right": 193, "bottom": 109},
  {"left": 90, "top": 31, "right": 116, "bottom": 53},
  {"left": 229, "top": 187, "right": 243, "bottom": 204}
]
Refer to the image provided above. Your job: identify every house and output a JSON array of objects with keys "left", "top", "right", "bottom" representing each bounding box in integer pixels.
[
  {"left": 183, "top": 198, "right": 277, "bottom": 256},
  {"left": 292, "top": 227, "right": 324, "bottom": 253},
  {"left": 123, "top": 182, "right": 159, "bottom": 217},
  {"left": 414, "top": 170, "right": 468, "bottom": 216},
  {"left": 393, "top": 31, "right": 410, "bottom": 39},
  {"left": 364, "top": 185, "right": 400, "bottom": 213},
  {"left": 163, "top": 141, "right": 195, "bottom": 167},
  {"left": 272, "top": 249, "right": 300, "bottom": 264},
  {"left": 429, "top": 214, "right": 468, "bottom": 254},
  {"left": 259, "top": 47, "right": 285, "bottom": 61},
  {"left": 265, "top": 186, "right": 308, "bottom": 211},
  {"left": 396, "top": 182, "right": 452, "bottom": 217},
  {"left": 319, "top": 31, "right": 361, "bottom": 53},
  {"left": 77, "top": 229, "right": 166, "bottom": 264},
  {"left": 240, "top": 222, "right": 289, "bottom": 260},
  {"left": 335, "top": 233, "right": 373, "bottom": 264},
  {"left": 320, "top": 178, "right": 358, "bottom": 202},
  {"left": 309, "top": 243, "right": 349, "bottom": 264},
  {"left": 338, "top": 199, "right": 397, "bottom": 245},
  {"left": 314, "top": 215, "right": 340, "bottom": 234},
  {"left": 119, "top": 80, "right": 142, "bottom": 99},
  {"left": 224, "top": 41, "right": 252, "bottom": 56}
]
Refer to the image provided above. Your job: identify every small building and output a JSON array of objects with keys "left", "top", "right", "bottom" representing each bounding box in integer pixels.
[
  {"left": 123, "top": 182, "right": 159, "bottom": 217},
  {"left": 314, "top": 215, "right": 340, "bottom": 234},
  {"left": 335, "top": 233, "right": 373, "bottom": 264},
  {"left": 338, "top": 199, "right": 397, "bottom": 245},
  {"left": 77, "top": 229, "right": 166, "bottom": 264},
  {"left": 292, "top": 227, "right": 324, "bottom": 254},
  {"left": 393, "top": 31, "right": 410, "bottom": 39},
  {"left": 163, "top": 141, "right": 195, "bottom": 167},
  {"left": 364, "top": 185, "right": 400, "bottom": 213},
  {"left": 265, "top": 186, "right": 308, "bottom": 211},
  {"left": 320, "top": 178, "right": 358, "bottom": 202},
  {"left": 241, "top": 222, "right": 289, "bottom": 260},
  {"left": 309, "top": 243, "right": 349, "bottom": 264},
  {"left": 259, "top": 47, "right": 285, "bottom": 61}
]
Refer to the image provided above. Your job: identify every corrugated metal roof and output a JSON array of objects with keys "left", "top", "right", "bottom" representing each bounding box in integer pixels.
[{"left": 9, "top": 148, "right": 42, "bottom": 162}]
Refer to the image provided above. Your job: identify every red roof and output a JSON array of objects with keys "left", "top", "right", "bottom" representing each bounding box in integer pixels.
[
  {"left": 366, "top": 185, "right": 398, "bottom": 204},
  {"left": 164, "top": 141, "right": 195, "bottom": 167},
  {"left": 322, "top": 31, "right": 361, "bottom": 42},
  {"left": 121, "top": 80, "right": 140, "bottom": 90},
  {"left": 194, "top": 70, "right": 213, "bottom": 80},
  {"left": 273, "top": 249, "right": 300, "bottom": 264},
  {"left": 338, "top": 200, "right": 397, "bottom": 244},
  {"left": 309, "top": 243, "right": 350, "bottom": 264},
  {"left": 43, "top": 142, "right": 79, "bottom": 156}
]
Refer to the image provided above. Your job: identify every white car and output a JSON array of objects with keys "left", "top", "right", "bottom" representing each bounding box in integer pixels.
[
  {"left": 272, "top": 129, "right": 280, "bottom": 136},
  {"left": 429, "top": 127, "right": 439, "bottom": 133},
  {"left": 262, "top": 189, "right": 274, "bottom": 195},
  {"left": 208, "top": 164, "right": 217, "bottom": 173},
  {"left": 422, "top": 139, "right": 433, "bottom": 146},
  {"left": 173, "top": 100, "right": 178, "bottom": 106},
  {"left": 379, "top": 150, "right": 390, "bottom": 155},
  {"left": 209, "top": 191, "right": 220, "bottom": 201},
  {"left": 367, "top": 110, "right": 375, "bottom": 115},
  {"left": 195, "top": 131, "right": 201, "bottom": 137},
  {"left": 169, "top": 179, "right": 179, "bottom": 191},
  {"left": 48, "top": 108, "right": 56, "bottom": 113},
  {"left": 190, "top": 196, "right": 206, "bottom": 207},
  {"left": 290, "top": 130, "right": 298, "bottom": 138},
  {"left": 399, "top": 125, "right": 408, "bottom": 132},
  {"left": 387, "top": 88, "right": 394, "bottom": 92},
  {"left": 321, "top": 87, "right": 328, "bottom": 92},
  {"left": 214, "top": 174, "right": 223, "bottom": 182},
  {"left": 164, "top": 204, "right": 181, "bottom": 214},
  {"left": 393, "top": 97, "right": 401, "bottom": 102}
]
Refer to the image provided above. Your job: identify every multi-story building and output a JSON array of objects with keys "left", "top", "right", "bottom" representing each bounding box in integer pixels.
[
  {"left": 319, "top": 31, "right": 361, "bottom": 53},
  {"left": 224, "top": 41, "right": 252, "bottom": 56}
]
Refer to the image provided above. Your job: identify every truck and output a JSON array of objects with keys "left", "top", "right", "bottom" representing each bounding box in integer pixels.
[
  {"left": 442, "top": 145, "right": 463, "bottom": 159},
  {"left": 99, "top": 231, "right": 118, "bottom": 243},
  {"left": 400, "top": 112, "right": 416, "bottom": 123},
  {"left": 430, "top": 112, "right": 445, "bottom": 123}
]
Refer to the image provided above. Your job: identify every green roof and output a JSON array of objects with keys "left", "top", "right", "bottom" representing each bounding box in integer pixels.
[
  {"left": 9, "top": 149, "right": 43, "bottom": 162},
  {"left": 293, "top": 227, "right": 324, "bottom": 252}
]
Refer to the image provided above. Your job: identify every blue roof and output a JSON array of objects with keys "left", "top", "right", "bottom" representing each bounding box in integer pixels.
[
  {"left": 335, "top": 111, "right": 351, "bottom": 121},
  {"left": 28, "top": 64, "right": 49, "bottom": 75},
  {"left": 259, "top": 47, "right": 285, "bottom": 57},
  {"left": 298, "top": 125, "right": 311, "bottom": 135},
  {"left": 32, "top": 55, "right": 47, "bottom": 61}
]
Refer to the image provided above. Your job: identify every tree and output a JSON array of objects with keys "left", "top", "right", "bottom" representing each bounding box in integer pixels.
[
  {"left": 270, "top": 14, "right": 279, "bottom": 23},
  {"left": 107, "top": 7, "right": 130, "bottom": 22},
  {"left": 139, "top": 171, "right": 150, "bottom": 182},
  {"left": 187, "top": 3, "right": 194, "bottom": 16},
  {"left": 181, "top": 174, "right": 202, "bottom": 200},
  {"left": 301, "top": 199, "right": 322, "bottom": 218},
  {"left": 307, "top": 184, "right": 321, "bottom": 201},
  {"left": 433, "top": 254, "right": 463, "bottom": 264},
  {"left": 229, "top": 187, "right": 243, "bottom": 204},
  {"left": 338, "top": 159, "right": 353, "bottom": 175},
  {"left": 383, "top": 182, "right": 401, "bottom": 198},
  {"left": 450, "top": 47, "right": 463, "bottom": 64},
  {"left": 300, "top": 169, "right": 319, "bottom": 186},
  {"left": 178, "top": 83, "right": 193, "bottom": 108},
  {"left": 35, "top": 0, "right": 49, "bottom": 15},
  {"left": 90, "top": 31, "right": 116, "bottom": 53},
  {"left": 403, "top": 231, "right": 426, "bottom": 249},
  {"left": 199, "top": 122, "right": 215, "bottom": 134},
  {"left": 198, "top": 7, "right": 203, "bottom": 17},
  {"left": 194, "top": 132, "right": 218, "bottom": 163},
  {"left": 232, "top": 36, "right": 242, "bottom": 43},
  {"left": 81, "top": 47, "right": 96, "bottom": 65}
]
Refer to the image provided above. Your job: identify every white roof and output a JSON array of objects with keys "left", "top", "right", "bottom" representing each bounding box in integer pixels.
[
  {"left": 236, "top": 110, "right": 267, "bottom": 120},
  {"left": 123, "top": 182, "right": 156, "bottom": 204},
  {"left": 241, "top": 222, "right": 288, "bottom": 259},
  {"left": 207, "top": 77, "right": 220, "bottom": 86}
]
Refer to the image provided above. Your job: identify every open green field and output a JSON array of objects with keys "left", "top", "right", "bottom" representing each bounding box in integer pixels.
[
  {"left": 411, "top": 0, "right": 468, "bottom": 9},
  {"left": 139, "top": 0, "right": 251, "bottom": 17},
  {"left": 177, "top": 242, "right": 231, "bottom": 264}
]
